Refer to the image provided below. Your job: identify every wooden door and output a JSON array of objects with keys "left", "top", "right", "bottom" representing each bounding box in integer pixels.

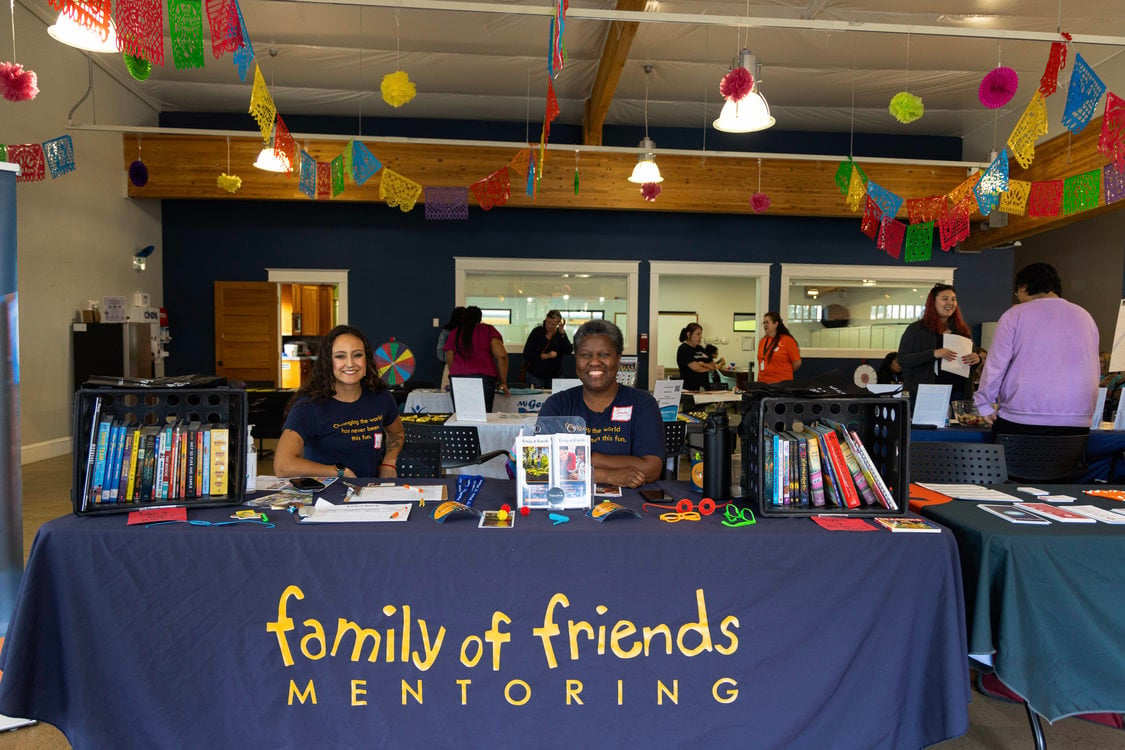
[
  {"left": 318, "top": 285, "right": 335, "bottom": 334},
  {"left": 214, "top": 281, "right": 279, "bottom": 385},
  {"left": 299, "top": 284, "right": 321, "bottom": 335}
]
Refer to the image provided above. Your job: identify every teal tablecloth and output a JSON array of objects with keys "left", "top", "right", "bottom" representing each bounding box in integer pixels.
[{"left": 922, "top": 489, "right": 1125, "bottom": 721}]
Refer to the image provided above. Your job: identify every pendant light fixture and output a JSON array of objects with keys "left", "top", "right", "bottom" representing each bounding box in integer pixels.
[
  {"left": 628, "top": 64, "right": 663, "bottom": 184},
  {"left": 713, "top": 49, "right": 775, "bottom": 133},
  {"left": 47, "top": 12, "right": 118, "bottom": 53}
]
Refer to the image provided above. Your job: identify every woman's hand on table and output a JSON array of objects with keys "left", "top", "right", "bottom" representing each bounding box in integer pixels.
[
  {"left": 600, "top": 466, "right": 649, "bottom": 489},
  {"left": 377, "top": 464, "right": 398, "bottom": 479},
  {"left": 497, "top": 382, "right": 510, "bottom": 395}
]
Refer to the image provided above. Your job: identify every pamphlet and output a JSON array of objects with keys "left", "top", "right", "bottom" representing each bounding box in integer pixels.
[
  {"left": 451, "top": 377, "right": 488, "bottom": 422},
  {"left": 478, "top": 510, "right": 514, "bottom": 529},
  {"left": 1014, "top": 502, "right": 1097, "bottom": 523},
  {"left": 940, "top": 334, "right": 973, "bottom": 378},
  {"left": 912, "top": 384, "right": 952, "bottom": 427},
  {"left": 653, "top": 379, "right": 684, "bottom": 421},
  {"left": 1091, "top": 387, "right": 1107, "bottom": 429},
  {"left": 1067, "top": 505, "right": 1125, "bottom": 524},
  {"left": 300, "top": 498, "right": 411, "bottom": 523},
  {"left": 515, "top": 432, "right": 592, "bottom": 510},
  {"left": 978, "top": 504, "right": 1051, "bottom": 524},
  {"left": 916, "top": 483, "right": 1023, "bottom": 502}
]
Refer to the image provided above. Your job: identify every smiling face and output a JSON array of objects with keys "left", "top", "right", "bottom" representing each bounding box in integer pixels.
[
  {"left": 933, "top": 289, "right": 958, "bottom": 320},
  {"left": 331, "top": 333, "right": 367, "bottom": 388},
  {"left": 575, "top": 333, "right": 620, "bottom": 394}
]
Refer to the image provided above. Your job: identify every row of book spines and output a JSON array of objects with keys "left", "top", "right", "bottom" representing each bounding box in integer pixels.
[
  {"left": 761, "top": 420, "right": 897, "bottom": 511},
  {"left": 85, "top": 418, "right": 231, "bottom": 507}
]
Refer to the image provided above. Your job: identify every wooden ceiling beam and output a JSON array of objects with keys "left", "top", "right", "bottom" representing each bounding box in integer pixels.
[
  {"left": 581, "top": 0, "right": 649, "bottom": 147},
  {"left": 123, "top": 133, "right": 973, "bottom": 218},
  {"left": 961, "top": 113, "right": 1124, "bottom": 251}
]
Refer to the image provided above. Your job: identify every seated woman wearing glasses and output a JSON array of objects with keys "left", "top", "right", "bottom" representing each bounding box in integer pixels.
[{"left": 538, "top": 320, "right": 664, "bottom": 488}]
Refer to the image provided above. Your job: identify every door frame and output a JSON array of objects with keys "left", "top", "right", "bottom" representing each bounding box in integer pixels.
[{"left": 266, "top": 268, "right": 349, "bottom": 329}]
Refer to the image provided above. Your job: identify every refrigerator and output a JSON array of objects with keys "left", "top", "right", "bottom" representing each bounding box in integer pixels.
[{"left": 72, "top": 321, "right": 160, "bottom": 390}]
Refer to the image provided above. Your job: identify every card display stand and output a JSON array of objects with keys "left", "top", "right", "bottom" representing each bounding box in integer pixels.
[
  {"left": 739, "top": 395, "right": 909, "bottom": 517},
  {"left": 71, "top": 387, "right": 248, "bottom": 516}
]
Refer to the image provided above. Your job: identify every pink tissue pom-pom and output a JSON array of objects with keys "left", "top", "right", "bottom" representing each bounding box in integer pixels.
[
  {"left": 719, "top": 67, "right": 754, "bottom": 102},
  {"left": 641, "top": 182, "right": 661, "bottom": 201},
  {"left": 979, "top": 66, "right": 1019, "bottom": 109},
  {"left": 0, "top": 62, "right": 39, "bottom": 102},
  {"left": 750, "top": 192, "right": 770, "bottom": 213}
]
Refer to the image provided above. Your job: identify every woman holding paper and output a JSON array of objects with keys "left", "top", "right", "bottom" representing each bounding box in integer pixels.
[
  {"left": 276, "top": 325, "right": 404, "bottom": 479},
  {"left": 897, "top": 283, "right": 979, "bottom": 402}
]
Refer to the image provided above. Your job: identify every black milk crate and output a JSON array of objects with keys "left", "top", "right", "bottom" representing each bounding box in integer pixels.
[
  {"left": 71, "top": 387, "right": 248, "bottom": 516},
  {"left": 739, "top": 395, "right": 909, "bottom": 517}
]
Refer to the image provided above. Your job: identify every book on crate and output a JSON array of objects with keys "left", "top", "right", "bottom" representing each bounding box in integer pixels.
[
  {"left": 515, "top": 432, "right": 592, "bottom": 510},
  {"left": 81, "top": 417, "right": 233, "bottom": 509},
  {"left": 758, "top": 418, "right": 896, "bottom": 513}
]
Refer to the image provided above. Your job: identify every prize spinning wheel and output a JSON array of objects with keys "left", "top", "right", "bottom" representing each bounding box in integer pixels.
[
  {"left": 374, "top": 339, "right": 415, "bottom": 386},
  {"left": 854, "top": 363, "right": 877, "bottom": 387}
]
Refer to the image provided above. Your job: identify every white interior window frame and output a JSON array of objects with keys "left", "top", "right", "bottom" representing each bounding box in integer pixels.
[
  {"left": 648, "top": 261, "right": 772, "bottom": 390},
  {"left": 779, "top": 263, "right": 954, "bottom": 359},
  {"left": 454, "top": 257, "right": 639, "bottom": 354},
  {"left": 266, "top": 268, "right": 350, "bottom": 326}
]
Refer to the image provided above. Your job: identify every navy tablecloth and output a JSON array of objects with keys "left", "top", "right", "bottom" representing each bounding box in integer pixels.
[{"left": 0, "top": 482, "right": 969, "bottom": 749}]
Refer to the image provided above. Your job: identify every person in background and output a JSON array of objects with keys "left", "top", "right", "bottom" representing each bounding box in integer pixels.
[
  {"left": 757, "top": 312, "right": 802, "bottom": 383},
  {"left": 538, "top": 320, "right": 664, "bottom": 488},
  {"left": 521, "top": 309, "right": 573, "bottom": 388},
  {"left": 897, "top": 284, "right": 979, "bottom": 402},
  {"left": 275, "top": 325, "right": 403, "bottom": 479},
  {"left": 677, "top": 322, "right": 720, "bottom": 391},
  {"left": 1100, "top": 352, "right": 1125, "bottom": 422},
  {"left": 435, "top": 306, "right": 464, "bottom": 390},
  {"left": 876, "top": 352, "right": 903, "bottom": 384},
  {"left": 704, "top": 344, "right": 727, "bottom": 388},
  {"left": 974, "top": 263, "right": 1099, "bottom": 436},
  {"left": 971, "top": 347, "right": 988, "bottom": 390},
  {"left": 444, "top": 305, "right": 509, "bottom": 412}
]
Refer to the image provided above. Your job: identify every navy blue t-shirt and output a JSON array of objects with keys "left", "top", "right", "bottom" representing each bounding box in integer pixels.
[
  {"left": 282, "top": 390, "right": 400, "bottom": 477},
  {"left": 538, "top": 385, "right": 664, "bottom": 460}
]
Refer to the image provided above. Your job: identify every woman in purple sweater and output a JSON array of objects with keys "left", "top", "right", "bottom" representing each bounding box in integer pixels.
[{"left": 974, "top": 263, "right": 1100, "bottom": 436}]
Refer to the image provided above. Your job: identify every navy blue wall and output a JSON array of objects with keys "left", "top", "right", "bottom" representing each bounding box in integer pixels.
[{"left": 161, "top": 199, "right": 1014, "bottom": 385}]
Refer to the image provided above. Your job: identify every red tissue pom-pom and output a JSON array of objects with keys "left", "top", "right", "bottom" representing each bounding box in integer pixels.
[
  {"left": 0, "top": 62, "right": 39, "bottom": 102},
  {"left": 979, "top": 66, "right": 1019, "bottom": 109},
  {"left": 641, "top": 182, "right": 661, "bottom": 201},
  {"left": 750, "top": 192, "right": 771, "bottom": 213},
  {"left": 519, "top": 506, "right": 530, "bottom": 517},
  {"left": 719, "top": 67, "right": 754, "bottom": 102}
]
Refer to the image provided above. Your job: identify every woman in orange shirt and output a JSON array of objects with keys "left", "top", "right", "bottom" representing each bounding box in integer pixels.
[{"left": 757, "top": 311, "right": 801, "bottom": 383}]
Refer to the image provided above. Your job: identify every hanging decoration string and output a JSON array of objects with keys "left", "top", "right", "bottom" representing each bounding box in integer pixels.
[
  {"left": 357, "top": 7, "right": 364, "bottom": 136},
  {"left": 9, "top": 0, "right": 16, "bottom": 59}
]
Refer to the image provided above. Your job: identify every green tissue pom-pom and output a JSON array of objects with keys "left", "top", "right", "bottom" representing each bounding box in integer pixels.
[
  {"left": 889, "top": 91, "right": 924, "bottom": 124},
  {"left": 124, "top": 53, "right": 152, "bottom": 82}
]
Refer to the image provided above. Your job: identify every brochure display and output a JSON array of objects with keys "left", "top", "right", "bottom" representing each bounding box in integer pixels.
[{"left": 514, "top": 416, "right": 591, "bottom": 510}]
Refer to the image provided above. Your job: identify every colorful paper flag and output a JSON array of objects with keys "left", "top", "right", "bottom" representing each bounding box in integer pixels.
[
  {"left": 1062, "top": 169, "right": 1101, "bottom": 215},
  {"left": 1038, "top": 37, "right": 1069, "bottom": 97},
  {"left": 348, "top": 140, "right": 382, "bottom": 186},
  {"left": 845, "top": 167, "right": 866, "bottom": 211},
  {"left": 864, "top": 181, "right": 903, "bottom": 219},
  {"left": 316, "top": 162, "right": 331, "bottom": 200},
  {"left": 1008, "top": 92, "right": 1049, "bottom": 169},
  {"left": 877, "top": 218, "right": 905, "bottom": 260},
  {"left": 1027, "top": 180, "right": 1064, "bottom": 217},
  {"left": 205, "top": 0, "right": 243, "bottom": 59},
  {"left": 298, "top": 150, "right": 316, "bottom": 199},
  {"left": 1061, "top": 54, "right": 1106, "bottom": 134},
  {"left": 860, "top": 195, "right": 882, "bottom": 240},
  {"left": 232, "top": 0, "right": 254, "bottom": 82},
  {"left": 470, "top": 168, "right": 512, "bottom": 211},
  {"left": 904, "top": 221, "right": 934, "bottom": 263},
  {"left": 937, "top": 197, "right": 972, "bottom": 251},
  {"left": 379, "top": 169, "right": 423, "bottom": 213},
  {"left": 1104, "top": 164, "right": 1125, "bottom": 205},
  {"left": 54, "top": 0, "right": 113, "bottom": 44},
  {"left": 7, "top": 144, "right": 46, "bottom": 182},
  {"left": 906, "top": 196, "right": 946, "bottom": 224},
  {"left": 43, "top": 135, "right": 76, "bottom": 178},
  {"left": 249, "top": 65, "right": 277, "bottom": 143},
  {"left": 998, "top": 180, "right": 1031, "bottom": 216},
  {"left": 168, "top": 0, "right": 205, "bottom": 69},
  {"left": 273, "top": 115, "right": 295, "bottom": 174},
  {"left": 1098, "top": 92, "right": 1125, "bottom": 172},
  {"left": 115, "top": 0, "right": 164, "bottom": 66},
  {"left": 424, "top": 186, "right": 469, "bottom": 221},
  {"left": 330, "top": 154, "right": 345, "bottom": 197}
]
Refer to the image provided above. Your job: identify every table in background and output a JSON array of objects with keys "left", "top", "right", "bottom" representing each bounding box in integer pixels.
[
  {"left": 0, "top": 481, "right": 969, "bottom": 750},
  {"left": 403, "top": 389, "right": 549, "bottom": 415},
  {"left": 911, "top": 426, "right": 1125, "bottom": 483},
  {"left": 445, "top": 412, "right": 535, "bottom": 478},
  {"left": 920, "top": 487, "right": 1125, "bottom": 722}
]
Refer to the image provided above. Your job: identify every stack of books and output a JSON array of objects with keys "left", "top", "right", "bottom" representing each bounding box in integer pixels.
[
  {"left": 761, "top": 418, "right": 897, "bottom": 512},
  {"left": 79, "top": 408, "right": 231, "bottom": 511}
]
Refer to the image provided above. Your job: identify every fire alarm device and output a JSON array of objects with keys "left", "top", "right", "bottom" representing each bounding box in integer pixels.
[{"left": 639, "top": 333, "right": 649, "bottom": 353}]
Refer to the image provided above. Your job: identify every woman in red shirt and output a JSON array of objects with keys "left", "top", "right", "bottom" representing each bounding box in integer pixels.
[{"left": 757, "top": 312, "right": 801, "bottom": 383}]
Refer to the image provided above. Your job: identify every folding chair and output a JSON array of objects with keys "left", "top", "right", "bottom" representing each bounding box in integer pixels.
[
  {"left": 396, "top": 439, "right": 442, "bottom": 479},
  {"left": 909, "top": 442, "right": 1007, "bottom": 484},
  {"left": 663, "top": 421, "right": 687, "bottom": 480},
  {"left": 403, "top": 423, "right": 508, "bottom": 474},
  {"left": 994, "top": 433, "right": 1088, "bottom": 484}
]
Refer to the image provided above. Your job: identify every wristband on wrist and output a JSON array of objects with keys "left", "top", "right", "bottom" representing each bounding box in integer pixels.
[{"left": 380, "top": 463, "right": 397, "bottom": 470}]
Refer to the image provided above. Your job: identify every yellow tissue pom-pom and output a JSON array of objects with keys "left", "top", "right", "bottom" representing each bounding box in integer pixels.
[
  {"left": 889, "top": 91, "right": 924, "bottom": 124},
  {"left": 381, "top": 70, "right": 417, "bottom": 108},
  {"left": 217, "top": 173, "right": 242, "bottom": 193}
]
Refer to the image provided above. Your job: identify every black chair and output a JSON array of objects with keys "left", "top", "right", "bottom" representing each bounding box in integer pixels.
[
  {"left": 663, "top": 421, "right": 687, "bottom": 479},
  {"left": 402, "top": 423, "right": 509, "bottom": 474},
  {"left": 396, "top": 439, "right": 442, "bottom": 479},
  {"left": 995, "top": 433, "right": 1089, "bottom": 483},
  {"left": 909, "top": 442, "right": 1008, "bottom": 484}
]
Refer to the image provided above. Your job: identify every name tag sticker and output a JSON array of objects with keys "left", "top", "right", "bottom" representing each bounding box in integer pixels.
[
  {"left": 372, "top": 433, "right": 383, "bottom": 449},
  {"left": 611, "top": 406, "right": 633, "bottom": 422}
]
